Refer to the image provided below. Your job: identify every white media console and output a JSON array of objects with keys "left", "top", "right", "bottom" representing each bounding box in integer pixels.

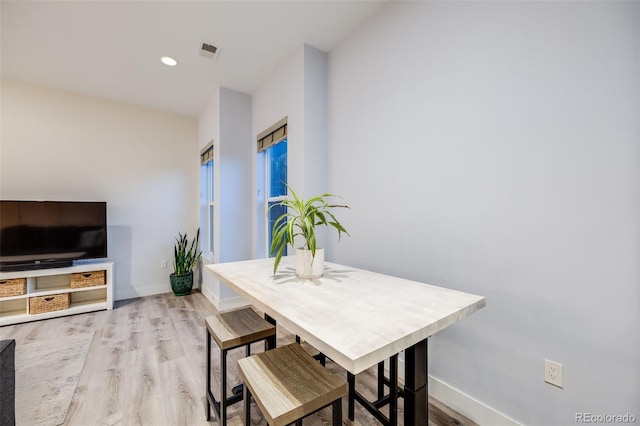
[{"left": 0, "top": 261, "right": 113, "bottom": 326}]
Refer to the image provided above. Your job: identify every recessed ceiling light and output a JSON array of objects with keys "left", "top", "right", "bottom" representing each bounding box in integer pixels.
[{"left": 161, "top": 56, "right": 177, "bottom": 66}]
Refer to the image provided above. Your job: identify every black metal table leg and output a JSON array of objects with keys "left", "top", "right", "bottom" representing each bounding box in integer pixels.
[
  {"left": 348, "top": 372, "right": 355, "bottom": 421},
  {"left": 404, "top": 339, "right": 428, "bottom": 426},
  {"left": 389, "top": 355, "right": 398, "bottom": 426},
  {"left": 377, "top": 361, "right": 385, "bottom": 400},
  {"left": 264, "top": 313, "right": 277, "bottom": 350}
]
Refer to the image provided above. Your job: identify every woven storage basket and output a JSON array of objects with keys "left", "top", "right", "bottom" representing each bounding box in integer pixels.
[
  {"left": 29, "top": 293, "right": 70, "bottom": 314},
  {"left": 70, "top": 270, "right": 106, "bottom": 288},
  {"left": 0, "top": 278, "right": 27, "bottom": 298}
]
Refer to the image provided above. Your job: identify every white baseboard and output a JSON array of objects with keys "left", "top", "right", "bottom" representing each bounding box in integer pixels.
[
  {"left": 382, "top": 358, "right": 519, "bottom": 426},
  {"left": 201, "top": 285, "right": 250, "bottom": 312},
  {"left": 428, "top": 376, "right": 521, "bottom": 426},
  {"left": 115, "top": 284, "right": 170, "bottom": 301}
]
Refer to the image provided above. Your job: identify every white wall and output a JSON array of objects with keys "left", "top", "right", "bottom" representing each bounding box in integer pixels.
[
  {"left": 198, "top": 86, "right": 254, "bottom": 310},
  {"left": 218, "top": 87, "right": 253, "bottom": 264},
  {"left": 217, "top": 88, "right": 253, "bottom": 304},
  {"left": 198, "top": 86, "right": 220, "bottom": 151},
  {"left": 197, "top": 87, "right": 220, "bottom": 302},
  {"left": 1, "top": 78, "right": 199, "bottom": 300},
  {"left": 252, "top": 46, "right": 304, "bottom": 258},
  {"left": 252, "top": 44, "right": 329, "bottom": 257},
  {"left": 327, "top": 2, "right": 639, "bottom": 425},
  {"left": 303, "top": 45, "right": 328, "bottom": 208}
]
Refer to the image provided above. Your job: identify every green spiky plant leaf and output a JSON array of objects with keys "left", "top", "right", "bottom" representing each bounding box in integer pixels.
[
  {"left": 269, "top": 186, "right": 349, "bottom": 275},
  {"left": 173, "top": 228, "right": 201, "bottom": 275}
]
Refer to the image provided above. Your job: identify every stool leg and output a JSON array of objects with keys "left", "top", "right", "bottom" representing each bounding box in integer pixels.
[
  {"left": 318, "top": 353, "right": 326, "bottom": 367},
  {"left": 332, "top": 398, "right": 342, "bottom": 426},
  {"left": 221, "top": 348, "right": 227, "bottom": 425},
  {"left": 244, "top": 386, "right": 251, "bottom": 426},
  {"left": 206, "top": 330, "right": 212, "bottom": 421}
]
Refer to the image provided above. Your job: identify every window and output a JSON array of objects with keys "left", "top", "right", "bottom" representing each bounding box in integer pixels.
[
  {"left": 266, "top": 140, "right": 287, "bottom": 256},
  {"left": 258, "top": 118, "right": 287, "bottom": 257},
  {"left": 200, "top": 142, "right": 214, "bottom": 255}
]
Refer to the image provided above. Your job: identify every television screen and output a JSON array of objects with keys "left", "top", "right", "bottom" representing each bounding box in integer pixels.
[{"left": 0, "top": 200, "right": 107, "bottom": 271}]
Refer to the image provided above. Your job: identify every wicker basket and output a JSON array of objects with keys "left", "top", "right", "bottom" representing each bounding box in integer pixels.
[
  {"left": 0, "top": 278, "right": 27, "bottom": 298},
  {"left": 70, "top": 270, "right": 106, "bottom": 288},
  {"left": 29, "top": 293, "right": 70, "bottom": 314}
]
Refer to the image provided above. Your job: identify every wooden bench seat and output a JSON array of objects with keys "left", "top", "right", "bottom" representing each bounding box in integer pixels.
[{"left": 238, "top": 343, "right": 346, "bottom": 426}]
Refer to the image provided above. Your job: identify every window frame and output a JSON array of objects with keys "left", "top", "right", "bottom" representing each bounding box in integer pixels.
[
  {"left": 257, "top": 117, "right": 288, "bottom": 258},
  {"left": 264, "top": 140, "right": 287, "bottom": 257},
  {"left": 200, "top": 142, "right": 214, "bottom": 257}
]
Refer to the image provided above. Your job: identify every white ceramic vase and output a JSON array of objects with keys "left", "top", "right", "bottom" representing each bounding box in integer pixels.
[{"left": 295, "top": 248, "right": 324, "bottom": 278}]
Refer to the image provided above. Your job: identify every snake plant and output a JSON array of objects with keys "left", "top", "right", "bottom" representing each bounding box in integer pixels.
[{"left": 173, "top": 229, "right": 201, "bottom": 275}]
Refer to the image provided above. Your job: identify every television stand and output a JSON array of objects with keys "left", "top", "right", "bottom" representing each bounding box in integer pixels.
[{"left": 0, "top": 261, "right": 113, "bottom": 326}]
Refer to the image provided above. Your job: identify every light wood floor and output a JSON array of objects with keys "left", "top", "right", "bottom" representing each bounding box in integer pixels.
[{"left": 1, "top": 291, "right": 477, "bottom": 426}]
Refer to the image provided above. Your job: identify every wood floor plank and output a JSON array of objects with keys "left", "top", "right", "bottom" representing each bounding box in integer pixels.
[
  {"left": 122, "top": 347, "right": 165, "bottom": 426},
  {"left": 158, "top": 356, "right": 210, "bottom": 426}
]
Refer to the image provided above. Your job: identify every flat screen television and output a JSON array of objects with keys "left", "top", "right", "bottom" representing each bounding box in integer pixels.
[{"left": 0, "top": 200, "right": 107, "bottom": 271}]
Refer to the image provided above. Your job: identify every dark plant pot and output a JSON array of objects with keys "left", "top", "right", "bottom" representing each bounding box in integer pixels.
[{"left": 170, "top": 271, "right": 193, "bottom": 296}]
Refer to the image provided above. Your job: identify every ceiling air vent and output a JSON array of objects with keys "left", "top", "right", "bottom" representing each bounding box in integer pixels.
[{"left": 200, "top": 42, "right": 219, "bottom": 60}]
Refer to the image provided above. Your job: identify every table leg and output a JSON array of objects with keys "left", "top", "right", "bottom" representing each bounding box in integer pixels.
[
  {"left": 389, "top": 355, "right": 398, "bottom": 426},
  {"left": 404, "top": 339, "right": 428, "bottom": 426},
  {"left": 347, "top": 372, "right": 355, "bottom": 421},
  {"left": 264, "top": 313, "right": 277, "bottom": 350},
  {"left": 377, "top": 362, "right": 385, "bottom": 400}
]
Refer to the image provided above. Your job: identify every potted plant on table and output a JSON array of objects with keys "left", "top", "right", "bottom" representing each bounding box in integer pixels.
[
  {"left": 270, "top": 187, "right": 349, "bottom": 278},
  {"left": 170, "top": 229, "right": 201, "bottom": 296}
]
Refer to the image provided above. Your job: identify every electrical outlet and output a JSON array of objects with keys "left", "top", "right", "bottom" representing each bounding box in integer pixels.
[
  {"left": 545, "top": 359, "right": 563, "bottom": 388},
  {"left": 160, "top": 260, "right": 167, "bottom": 269}
]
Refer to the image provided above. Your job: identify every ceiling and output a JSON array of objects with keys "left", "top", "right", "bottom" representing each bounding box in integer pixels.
[{"left": 1, "top": 1, "right": 384, "bottom": 117}]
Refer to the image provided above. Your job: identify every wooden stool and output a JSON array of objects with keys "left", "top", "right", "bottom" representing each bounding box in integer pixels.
[
  {"left": 237, "top": 343, "right": 346, "bottom": 426},
  {"left": 205, "top": 308, "right": 276, "bottom": 425}
]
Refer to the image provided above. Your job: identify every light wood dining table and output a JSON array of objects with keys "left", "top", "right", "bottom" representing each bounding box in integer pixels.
[{"left": 206, "top": 256, "right": 486, "bottom": 426}]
